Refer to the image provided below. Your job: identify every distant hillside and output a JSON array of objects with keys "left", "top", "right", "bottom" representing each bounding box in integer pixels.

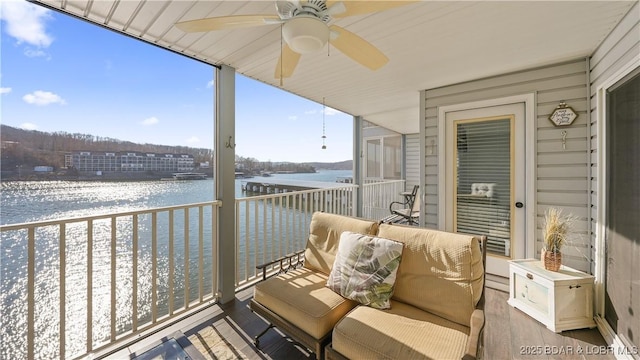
[
  {"left": 0, "top": 124, "right": 213, "bottom": 172},
  {"left": 308, "top": 160, "right": 352, "bottom": 170},
  {"left": 1, "top": 125, "right": 352, "bottom": 176},
  {"left": 233, "top": 156, "right": 351, "bottom": 175}
]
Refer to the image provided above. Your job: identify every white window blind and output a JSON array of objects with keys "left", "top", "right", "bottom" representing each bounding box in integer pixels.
[{"left": 454, "top": 117, "right": 513, "bottom": 257}]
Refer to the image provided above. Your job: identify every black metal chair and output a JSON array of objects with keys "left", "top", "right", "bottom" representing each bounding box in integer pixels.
[{"left": 383, "top": 185, "right": 420, "bottom": 225}]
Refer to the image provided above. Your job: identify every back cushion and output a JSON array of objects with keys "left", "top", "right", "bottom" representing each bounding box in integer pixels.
[
  {"left": 377, "top": 224, "right": 483, "bottom": 327},
  {"left": 303, "top": 212, "right": 379, "bottom": 275}
]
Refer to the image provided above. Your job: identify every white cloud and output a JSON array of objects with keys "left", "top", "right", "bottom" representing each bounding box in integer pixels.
[
  {"left": 0, "top": 0, "right": 54, "bottom": 48},
  {"left": 141, "top": 117, "right": 159, "bottom": 126},
  {"left": 22, "top": 90, "right": 66, "bottom": 106},
  {"left": 20, "top": 122, "right": 38, "bottom": 130},
  {"left": 24, "top": 48, "right": 50, "bottom": 59},
  {"left": 322, "top": 107, "right": 340, "bottom": 116},
  {"left": 306, "top": 107, "right": 341, "bottom": 116},
  {"left": 206, "top": 80, "right": 214, "bottom": 88},
  {"left": 0, "top": 87, "right": 12, "bottom": 94},
  {"left": 288, "top": 115, "right": 298, "bottom": 121},
  {"left": 186, "top": 136, "right": 200, "bottom": 144}
]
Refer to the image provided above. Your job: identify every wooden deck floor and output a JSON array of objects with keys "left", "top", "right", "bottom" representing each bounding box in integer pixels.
[{"left": 119, "top": 286, "right": 613, "bottom": 360}]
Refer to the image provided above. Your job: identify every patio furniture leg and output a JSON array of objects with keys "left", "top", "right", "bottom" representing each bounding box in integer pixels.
[{"left": 254, "top": 323, "right": 274, "bottom": 348}]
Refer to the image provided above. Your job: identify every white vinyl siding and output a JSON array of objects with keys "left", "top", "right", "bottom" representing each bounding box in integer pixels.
[
  {"left": 405, "top": 133, "right": 420, "bottom": 189},
  {"left": 423, "top": 58, "right": 592, "bottom": 272}
]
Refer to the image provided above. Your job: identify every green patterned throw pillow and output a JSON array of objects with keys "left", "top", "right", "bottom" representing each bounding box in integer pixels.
[{"left": 326, "top": 231, "right": 404, "bottom": 309}]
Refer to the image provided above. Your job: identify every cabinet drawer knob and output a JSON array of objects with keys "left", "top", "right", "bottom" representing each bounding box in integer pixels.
[
  {"left": 569, "top": 285, "right": 582, "bottom": 289},
  {"left": 526, "top": 273, "right": 533, "bottom": 280}
]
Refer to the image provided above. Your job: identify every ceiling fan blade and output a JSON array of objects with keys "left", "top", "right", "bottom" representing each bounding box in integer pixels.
[
  {"left": 275, "top": 44, "right": 302, "bottom": 79},
  {"left": 329, "top": 25, "right": 388, "bottom": 70},
  {"left": 175, "top": 15, "right": 280, "bottom": 33},
  {"left": 327, "top": 1, "right": 416, "bottom": 18}
]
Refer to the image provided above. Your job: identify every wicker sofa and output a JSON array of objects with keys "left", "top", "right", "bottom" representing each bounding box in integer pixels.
[{"left": 250, "top": 212, "right": 487, "bottom": 360}]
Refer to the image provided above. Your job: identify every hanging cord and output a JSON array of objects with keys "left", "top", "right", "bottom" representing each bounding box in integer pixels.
[
  {"left": 327, "top": 28, "right": 331, "bottom": 58},
  {"left": 321, "top": 97, "right": 327, "bottom": 149},
  {"left": 279, "top": 23, "right": 283, "bottom": 87}
]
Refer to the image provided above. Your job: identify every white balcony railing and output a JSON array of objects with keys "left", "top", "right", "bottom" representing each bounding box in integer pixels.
[
  {"left": 362, "top": 179, "right": 406, "bottom": 220},
  {"left": 234, "top": 185, "right": 357, "bottom": 287},
  {"left": 0, "top": 180, "right": 404, "bottom": 359},
  {"left": 234, "top": 180, "right": 405, "bottom": 287},
  {"left": 0, "top": 201, "right": 220, "bottom": 360}
]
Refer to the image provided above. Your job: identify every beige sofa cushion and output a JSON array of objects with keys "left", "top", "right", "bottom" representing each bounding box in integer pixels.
[
  {"left": 303, "top": 212, "right": 379, "bottom": 275},
  {"left": 377, "top": 223, "right": 483, "bottom": 327},
  {"left": 254, "top": 267, "right": 358, "bottom": 339},
  {"left": 332, "top": 301, "right": 470, "bottom": 359}
]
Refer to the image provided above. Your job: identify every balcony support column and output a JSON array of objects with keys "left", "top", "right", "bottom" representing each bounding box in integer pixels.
[
  {"left": 215, "top": 64, "right": 236, "bottom": 304},
  {"left": 353, "top": 115, "right": 363, "bottom": 217}
]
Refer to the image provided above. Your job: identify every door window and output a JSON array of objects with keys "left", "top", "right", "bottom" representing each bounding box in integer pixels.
[
  {"left": 383, "top": 136, "right": 402, "bottom": 179},
  {"left": 365, "top": 136, "right": 402, "bottom": 180},
  {"left": 454, "top": 116, "right": 513, "bottom": 257},
  {"left": 366, "top": 139, "right": 381, "bottom": 178}
]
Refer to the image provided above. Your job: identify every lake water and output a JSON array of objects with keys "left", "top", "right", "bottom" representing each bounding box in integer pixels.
[
  {"left": 0, "top": 169, "right": 352, "bottom": 225},
  {"left": 0, "top": 169, "right": 351, "bottom": 359}
]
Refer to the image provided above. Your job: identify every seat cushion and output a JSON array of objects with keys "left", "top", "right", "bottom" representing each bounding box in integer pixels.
[
  {"left": 377, "top": 223, "right": 484, "bottom": 327},
  {"left": 303, "top": 212, "right": 379, "bottom": 275},
  {"left": 254, "top": 267, "right": 358, "bottom": 339},
  {"left": 332, "top": 301, "right": 471, "bottom": 360}
]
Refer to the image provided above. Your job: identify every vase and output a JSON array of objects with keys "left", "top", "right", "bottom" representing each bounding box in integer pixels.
[{"left": 542, "top": 249, "right": 562, "bottom": 271}]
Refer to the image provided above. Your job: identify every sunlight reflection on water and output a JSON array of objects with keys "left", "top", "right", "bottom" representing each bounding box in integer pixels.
[
  {"left": 0, "top": 180, "right": 209, "bottom": 224},
  {"left": 1, "top": 180, "right": 216, "bottom": 359},
  {"left": 1, "top": 171, "right": 349, "bottom": 358}
]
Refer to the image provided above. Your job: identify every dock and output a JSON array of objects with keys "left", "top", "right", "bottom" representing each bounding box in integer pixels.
[
  {"left": 241, "top": 179, "right": 353, "bottom": 194},
  {"left": 161, "top": 172, "right": 207, "bottom": 181}
]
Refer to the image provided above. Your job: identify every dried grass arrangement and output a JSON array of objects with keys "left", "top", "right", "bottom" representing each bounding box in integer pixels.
[{"left": 541, "top": 208, "right": 574, "bottom": 271}]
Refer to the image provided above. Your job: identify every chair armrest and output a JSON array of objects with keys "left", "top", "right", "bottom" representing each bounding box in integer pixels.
[
  {"left": 388, "top": 200, "right": 406, "bottom": 213},
  {"left": 255, "top": 249, "right": 305, "bottom": 281},
  {"left": 463, "top": 309, "right": 485, "bottom": 360}
]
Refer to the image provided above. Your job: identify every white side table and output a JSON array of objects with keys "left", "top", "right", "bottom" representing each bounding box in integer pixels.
[{"left": 508, "top": 259, "right": 596, "bottom": 333}]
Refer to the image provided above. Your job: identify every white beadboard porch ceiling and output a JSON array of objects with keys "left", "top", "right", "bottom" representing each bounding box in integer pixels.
[{"left": 32, "top": 0, "right": 635, "bottom": 134}]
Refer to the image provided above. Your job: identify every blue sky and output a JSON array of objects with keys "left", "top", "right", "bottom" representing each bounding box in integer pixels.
[{"left": 0, "top": 0, "right": 353, "bottom": 163}]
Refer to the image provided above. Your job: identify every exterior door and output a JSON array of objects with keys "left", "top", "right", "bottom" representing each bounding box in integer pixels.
[
  {"left": 603, "top": 69, "right": 639, "bottom": 355},
  {"left": 445, "top": 103, "right": 526, "bottom": 278}
]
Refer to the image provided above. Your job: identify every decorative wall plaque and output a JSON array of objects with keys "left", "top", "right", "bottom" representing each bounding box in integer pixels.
[{"left": 549, "top": 101, "right": 578, "bottom": 126}]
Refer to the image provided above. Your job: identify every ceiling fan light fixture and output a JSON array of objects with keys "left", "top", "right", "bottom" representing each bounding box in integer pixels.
[{"left": 282, "top": 16, "right": 328, "bottom": 54}]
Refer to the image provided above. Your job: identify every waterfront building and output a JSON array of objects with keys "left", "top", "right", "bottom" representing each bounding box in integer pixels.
[{"left": 66, "top": 151, "right": 195, "bottom": 173}]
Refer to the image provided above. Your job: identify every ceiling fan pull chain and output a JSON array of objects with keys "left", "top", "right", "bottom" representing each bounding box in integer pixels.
[
  {"left": 280, "top": 23, "right": 284, "bottom": 86},
  {"left": 321, "top": 97, "right": 327, "bottom": 149}
]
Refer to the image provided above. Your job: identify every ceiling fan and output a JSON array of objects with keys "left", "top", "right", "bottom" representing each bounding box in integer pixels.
[{"left": 175, "top": 0, "right": 413, "bottom": 80}]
